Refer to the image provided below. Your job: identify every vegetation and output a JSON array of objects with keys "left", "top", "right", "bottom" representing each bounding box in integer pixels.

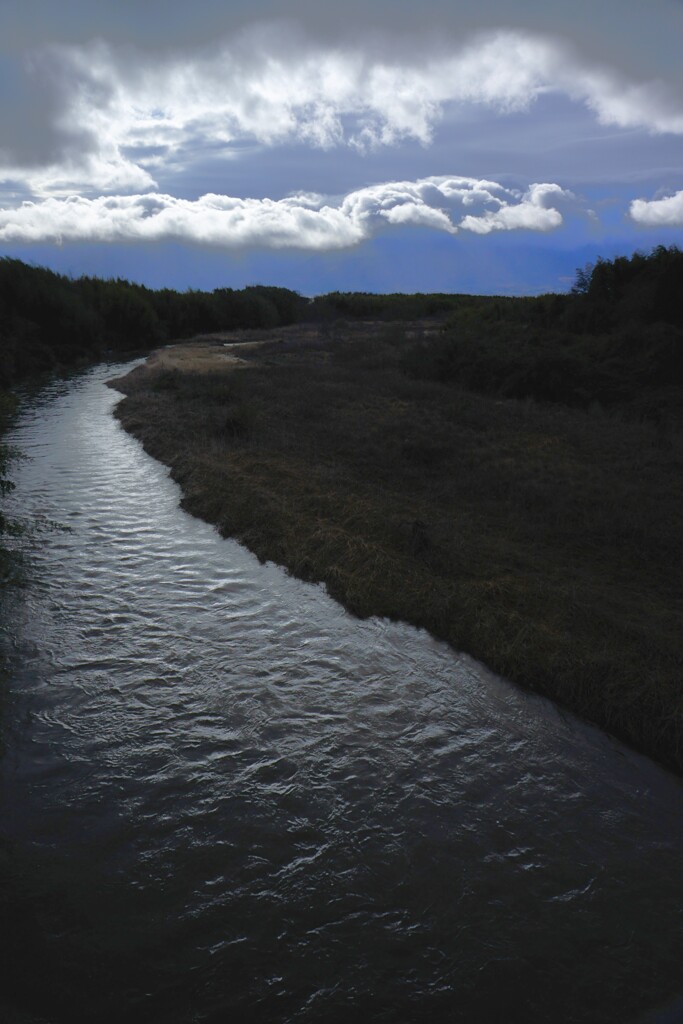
[
  {"left": 111, "top": 246, "right": 683, "bottom": 771},
  {"left": 0, "top": 259, "right": 309, "bottom": 572},
  {"left": 0, "top": 257, "right": 316, "bottom": 389},
  {"left": 3, "top": 244, "right": 683, "bottom": 769},
  {"left": 2, "top": 243, "right": 681, "bottom": 402},
  {"left": 401, "top": 247, "right": 683, "bottom": 428}
]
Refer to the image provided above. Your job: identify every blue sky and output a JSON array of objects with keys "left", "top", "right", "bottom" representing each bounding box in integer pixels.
[{"left": 1, "top": 0, "right": 683, "bottom": 295}]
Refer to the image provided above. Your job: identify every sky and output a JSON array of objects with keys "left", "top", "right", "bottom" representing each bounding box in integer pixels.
[{"left": 1, "top": 0, "right": 682, "bottom": 295}]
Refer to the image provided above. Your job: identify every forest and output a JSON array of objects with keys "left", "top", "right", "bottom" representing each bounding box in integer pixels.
[
  {"left": 0, "top": 245, "right": 681, "bottom": 416},
  {"left": 1, "top": 243, "right": 682, "bottom": 550}
]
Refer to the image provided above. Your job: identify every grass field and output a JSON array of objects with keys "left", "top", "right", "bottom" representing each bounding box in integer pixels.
[{"left": 110, "top": 322, "right": 683, "bottom": 773}]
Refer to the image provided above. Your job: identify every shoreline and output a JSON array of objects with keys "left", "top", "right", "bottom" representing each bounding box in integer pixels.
[{"left": 109, "top": 326, "right": 683, "bottom": 774}]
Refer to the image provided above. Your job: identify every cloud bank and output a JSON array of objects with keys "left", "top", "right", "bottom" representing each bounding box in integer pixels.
[
  {"left": 2, "top": 26, "right": 683, "bottom": 196},
  {"left": 630, "top": 190, "right": 683, "bottom": 227},
  {"left": 0, "top": 177, "right": 572, "bottom": 248}
]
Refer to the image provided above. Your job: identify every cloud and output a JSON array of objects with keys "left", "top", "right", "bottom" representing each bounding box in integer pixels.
[
  {"left": 629, "top": 189, "right": 683, "bottom": 226},
  {"left": 2, "top": 25, "right": 683, "bottom": 197},
  {"left": 458, "top": 183, "right": 567, "bottom": 234},
  {"left": 0, "top": 176, "right": 573, "bottom": 248},
  {"left": 569, "top": 67, "right": 683, "bottom": 135}
]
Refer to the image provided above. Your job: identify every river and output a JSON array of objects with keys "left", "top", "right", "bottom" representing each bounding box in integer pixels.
[{"left": 0, "top": 361, "right": 682, "bottom": 1024}]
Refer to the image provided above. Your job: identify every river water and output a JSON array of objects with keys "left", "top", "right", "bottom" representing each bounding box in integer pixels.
[{"left": 0, "top": 362, "right": 682, "bottom": 1024}]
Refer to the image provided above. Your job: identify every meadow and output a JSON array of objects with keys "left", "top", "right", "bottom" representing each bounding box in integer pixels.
[{"left": 112, "top": 305, "right": 683, "bottom": 772}]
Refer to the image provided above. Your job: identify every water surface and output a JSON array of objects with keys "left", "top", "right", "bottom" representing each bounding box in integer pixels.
[{"left": 1, "top": 363, "right": 682, "bottom": 1023}]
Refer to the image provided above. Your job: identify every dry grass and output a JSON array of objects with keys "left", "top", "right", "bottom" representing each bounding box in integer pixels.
[
  {"left": 110, "top": 325, "right": 683, "bottom": 772},
  {"left": 141, "top": 339, "right": 268, "bottom": 374}
]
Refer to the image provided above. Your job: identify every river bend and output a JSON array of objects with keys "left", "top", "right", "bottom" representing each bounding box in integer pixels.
[{"left": 1, "top": 362, "right": 682, "bottom": 1024}]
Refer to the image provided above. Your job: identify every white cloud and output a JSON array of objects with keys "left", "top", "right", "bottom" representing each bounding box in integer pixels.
[
  {"left": 2, "top": 25, "right": 683, "bottom": 197},
  {"left": 459, "top": 183, "right": 567, "bottom": 234},
  {"left": 21, "top": 153, "right": 156, "bottom": 196},
  {"left": 568, "top": 69, "right": 683, "bottom": 135},
  {"left": 629, "top": 189, "right": 683, "bottom": 226},
  {"left": 0, "top": 176, "right": 572, "bottom": 249},
  {"left": 0, "top": 192, "right": 362, "bottom": 249}
]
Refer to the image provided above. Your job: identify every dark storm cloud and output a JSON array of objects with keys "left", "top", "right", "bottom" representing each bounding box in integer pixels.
[
  {"left": 0, "top": 49, "right": 97, "bottom": 168},
  {"left": 4, "top": 0, "right": 683, "bottom": 83},
  {"left": 3, "top": 14, "right": 682, "bottom": 200},
  {"left": 1, "top": 0, "right": 682, "bottom": 256}
]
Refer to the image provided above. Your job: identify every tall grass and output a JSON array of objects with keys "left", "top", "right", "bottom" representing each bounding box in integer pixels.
[{"left": 111, "top": 323, "right": 683, "bottom": 772}]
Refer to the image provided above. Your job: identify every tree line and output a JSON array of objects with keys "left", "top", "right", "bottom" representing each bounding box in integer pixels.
[
  {"left": 1, "top": 244, "right": 682, "bottom": 562},
  {"left": 401, "top": 245, "right": 683, "bottom": 424},
  {"left": 2, "top": 243, "right": 680, "bottom": 391},
  {"left": 0, "top": 242, "right": 681, "bottom": 501},
  {"left": 0, "top": 256, "right": 500, "bottom": 389},
  {"left": 0, "top": 258, "right": 319, "bottom": 388}
]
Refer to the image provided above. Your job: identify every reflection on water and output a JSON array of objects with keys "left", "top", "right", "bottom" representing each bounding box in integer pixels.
[{"left": 1, "top": 363, "right": 682, "bottom": 1024}]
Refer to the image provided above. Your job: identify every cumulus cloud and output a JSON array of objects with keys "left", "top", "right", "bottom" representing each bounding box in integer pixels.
[
  {"left": 0, "top": 176, "right": 572, "bottom": 248},
  {"left": 459, "top": 182, "right": 567, "bottom": 234},
  {"left": 1, "top": 25, "right": 683, "bottom": 196},
  {"left": 629, "top": 189, "right": 683, "bottom": 226}
]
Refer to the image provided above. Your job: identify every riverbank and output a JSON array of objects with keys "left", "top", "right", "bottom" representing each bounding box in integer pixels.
[{"left": 110, "top": 325, "right": 683, "bottom": 772}]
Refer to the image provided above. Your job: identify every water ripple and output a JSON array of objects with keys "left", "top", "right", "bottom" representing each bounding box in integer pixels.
[{"left": 1, "top": 362, "right": 683, "bottom": 1024}]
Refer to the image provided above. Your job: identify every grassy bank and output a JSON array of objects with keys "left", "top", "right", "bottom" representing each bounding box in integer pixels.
[{"left": 111, "top": 322, "right": 683, "bottom": 772}]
